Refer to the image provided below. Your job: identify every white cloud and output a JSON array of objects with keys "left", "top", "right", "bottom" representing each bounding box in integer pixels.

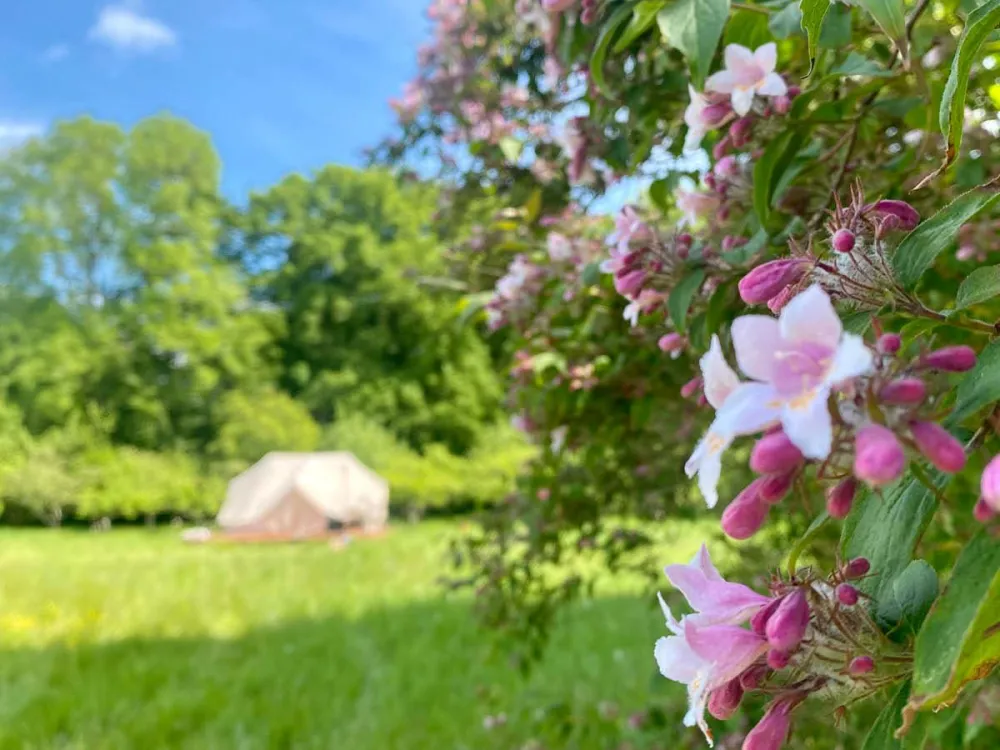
[
  {"left": 42, "top": 44, "right": 70, "bottom": 63},
  {"left": 89, "top": 4, "right": 177, "bottom": 52},
  {"left": 0, "top": 121, "right": 45, "bottom": 148}
]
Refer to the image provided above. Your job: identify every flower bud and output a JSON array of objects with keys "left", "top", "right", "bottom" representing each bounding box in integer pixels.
[
  {"left": 831, "top": 228, "right": 855, "bottom": 253},
  {"left": 658, "top": 333, "right": 685, "bottom": 354},
  {"left": 836, "top": 584, "right": 859, "bottom": 606},
  {"left": 773, "top": 95, "right": 791, "bottom": 115},
  {"left": 980, "top": 455, "right": 1000, "bottom": 512},
  {"left": 750, "top": 431, "right": 804, "bottom": 475},
  {"left": 848, "top": 656, "right": 875, "bottom": 675},
  {"left": 712, "top": 135, "right": 732, "bottom": 160},
  {"left": 743, "top": 701, "right": 792, "bottom": 750},
  {"left": 974, "top": 497, "right": 997, "bottom": 523},
  {"left": 868, "top": 199, "right": 920, "bottom": 231},
  {"left": 767, "top": 286, "right": 795, "bottom": 314},
  {"left": 844, "top": 557, "right": 871, "bottom": 579},
  {"left": 739, "top": 664, "right": 770, "bottom": 690},
  {"left": 714, "top": 155, "right": 740, "bottom": 179},
  {"left": 853, "top": 424, "right": 906, "bottom": 486},
  {"left": 738, "top": 259, "right": 810, "bottom": 304},
  {"left": 825, "top": 477, "right": 858, "bottom": 519},
  {"left": 722, "top": 234, "right": 746, "bottom": 251},
  {"left": 704, "top": 174, "right": 718, "bottom": 192},
  {"left": 765, "top": 589, "right": 810, "bottom": 652},
  {"left": 708, "top": 678, "right": 744, "bottom": 720},
  {"left": 879, "top": 378, "right": 927, "bottom": 405},
  {"left": 681, "top": 376, "right": 702, "bottom": 399},
  {"left": 877, "top": 333, "right": 901, "bottom": 355},
  {"left": 729, "top": 116, "right": 754, "bottom": 148},
  {"left": 766, "top": 649, "right": 790, "bottom": 670},
  {"left": 910, "top": 421, "right": 966, "bottom": 473},
  {"left": 613, "top": 268, "right": 646, "bottom": 297},
  {"left": 919, "top": 345, "right": 977, "bottom": 372},
  {"left": 702, "top": 102, "right": 732, "bottom": 127},
  {"left": 759, "top": 471, "right": 795, "bottom": 504},
  {"left": 676, "top": 232, "right": 693, "bottom": 248},
  {"left": 721, "top": 480, "right": 770, "bottom": 540},
  {"left": 750, "top": 597, "right": 782, "bottom": 636}
]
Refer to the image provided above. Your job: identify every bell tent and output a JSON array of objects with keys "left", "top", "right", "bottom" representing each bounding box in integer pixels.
[{"left": 217, "top": 452, "right": 389, "bottom": 539}]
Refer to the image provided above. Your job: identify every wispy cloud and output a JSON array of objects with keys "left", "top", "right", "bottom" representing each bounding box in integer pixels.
[
  {"left": 41, "top": 44, "right": 70, "bottom": 63},
  {"left": 0, "top": 120, "right": 45, "bottom": 149},
  {"left": 89, "top": 4, "right": 177, "bottom": 53}
]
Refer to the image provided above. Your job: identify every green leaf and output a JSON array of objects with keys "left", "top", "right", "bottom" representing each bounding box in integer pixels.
[
  {"left": 857, "top": 0, "right": 906, "bottom": 49},
  {"left": 668, "top": 269, "right": 706, "bottom": 333},
  {"left": 727, "top": 8, "right": 772, "bottom": 49},
  {"left": 785, "top": 510, "right": 829, "bottom": 573},
  {"left": 842, "top": 310, "right": 874, "bottom": 335},
  {"left": 862, "top": 682, "right": 911, "bottom": 750},
  {"left": 657, "top": 0, "right": 731, "bottom": 88},
  {"left": 818, "top": 2, "right": 852, "bottom": 47},
  {"left": 939, "top": 0, "right": 1000, "bottom": 171},
  {"left": 753, "top": 129, "right": 807, "bottom": 225},
  {"left": 704, "top": 280, "right": 733, "bottom": 335},
  {"left": 524, "top": 188, "right": 543, "bottom": 224},
  {"left": 649, "top": 177, "right": 671, "bottom": 213},
  {"left": 531, "top": 352, "right": 568, "bottom": 375},
  {"left": 949, "top": 338, "right": 1000, "bottom": 425},
  {"left": 892, "top": 184, "right": 1000, "bottom": 289},
  {"left": 830, "top": 51, "right": 893, "bottom": 78},
  {"left": 875, "top": 559, "right": 939, "bottom": 636},
  {"left": 615, "top": 0, "right": 668, "bottom": 52},
  {"left": 955, "top": 265, "right": 1000, "bottom": 310},
  {"left": 910, "top": 531, "right": 1000, "bottom": 712},
  {"left": 499, "top": 137, "right": 523, "bottom": 163},
  {"left": 591, "top": 4, "right": 635, "bottom": 98},
  {"left": 768, "top": 3, "right": 802, "bottom": 40},
  {"left": 581, "top": 261, "right": 602, "bottom": 287},
  {"left": 800, "top": 0, "right": 831, "bottom": 72},
  {"left": 841, "top": 474, "right": 947, "bottom": 605}
]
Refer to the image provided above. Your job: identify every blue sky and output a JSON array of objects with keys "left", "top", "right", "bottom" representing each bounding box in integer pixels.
[{"left": 0, "top": 0, "right": 429, "bottom": 198}]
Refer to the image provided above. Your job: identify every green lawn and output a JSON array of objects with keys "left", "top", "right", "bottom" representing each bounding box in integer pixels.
[{"left": 0, "top": 522, "right": 716, "bottom": 750}]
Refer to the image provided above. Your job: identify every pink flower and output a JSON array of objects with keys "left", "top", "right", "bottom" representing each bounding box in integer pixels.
[
  {"left": 743, "top": 701, "right": 792, "bottom": 750},
  {"left": 981, "top": 455, "right": 1000, "bottom": 512},
  {"left": 910, "top": 421, "right": 966, "bottom": 473},
  {"left": 675, "top": 186, "right": 720, "bottom": 227},
  {"left": 722, "top": 479, "right": 771, "bottom": 539},
  {"left": 764, "top": 589, "right": 809, "bottom": 651},
  {"left": 605, "top": 205, "right": 649, "bottom": 260},
  {"left": 655, "top": 545, "right": 769, "bottom": 744},
  {"left": 738, "top": 259, "right": 810, "bottom": 305},
  {"left": 623, "top": 289, "right": 664, "bottom": 326},
  {"left": 542, "top": 0, "right": 576, "bottom": 10},
  {"left": 750, "top": 430, "right": 803, "bottom": 475},
  {"left": 659, "top": 333, "right": 687, "bottom": 355},
  {"left": 547, "top": 232, "right": 574, "bottom": 262},
  {"left": 854, "top": 424, "right": 906, "bottom": 486},
  {"left": 706, "top": 43, "right": 788, "bottom": 117}
]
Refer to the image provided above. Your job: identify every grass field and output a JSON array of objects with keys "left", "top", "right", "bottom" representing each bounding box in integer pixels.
[{"left": 0, "top": 521, "right": 720, "bottom": 750}]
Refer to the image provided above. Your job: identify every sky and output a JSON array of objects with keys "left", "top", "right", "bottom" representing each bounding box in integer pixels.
[{"left": 0, "top": 0, "right": 429, "bottom": 198}]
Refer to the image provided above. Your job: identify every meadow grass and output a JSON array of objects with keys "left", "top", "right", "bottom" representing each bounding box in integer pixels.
[{"left": 0, "top": 521, "right": 717, "bottom": 750}]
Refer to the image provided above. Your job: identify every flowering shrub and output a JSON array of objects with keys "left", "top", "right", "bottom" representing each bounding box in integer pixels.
[{"left": 381, "top": 0, "right": 1000, "bottom": 746}]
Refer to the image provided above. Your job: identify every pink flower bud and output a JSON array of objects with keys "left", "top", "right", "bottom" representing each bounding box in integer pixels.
[
  {"left": 825, "top": 478, "right": 858, "bottom": 519},
  {"left": 714, "top": 156, "right": 740, "bottom": 179},
  {"left": 759, "top": 471, "right": 795, "bottom": 504},
  {"left": 910, "top": 421, "right": 966, "bottom": 473},
  {"left": 766, "top": 649, "right": 790, "bottom": 670},
  {"left": 712, "top": 135, "right": 732, "bottom": 160},
  {"left": 658, "top": 333, "right": 685, "bottom": 354},
  {"left": 836, "top": 584, "right": 859, "bottom": 606},
  {"left": 974, "top": 497, "right": 997, "bottom": 523},
  {"left": 750, "top": 431, "right": 804, "bottom": 475},
  {"left": 831, "top": 228, "right": 856, "bottom": 253},
  {"left": 773, "top": 95, "right": 791, "bottom": 115},
  {"left": 739, "top": 664, "right": 770, "bottom": 690},
  {"left": 721, "top": 479, "right": 770, "bottom": 540},
  {"left": 738, "top": 259, "right": 810, "bottom": 304},
  {"left": 704, "top": 174, "right": 718, "bottom": 191},
  {"left": 919, "top": 345, "right": 977, "bottom": 372},
  {"left": 854, "top": 424, "right": 906, "bottom": 486},
  {"left": 868, "top": 199, "right": 920, "bottom": 231},
  {"left": 879, "top": 377, "right": 927, "bottom": 405},
  {"left": 787, "top": 85, "right": 801, "bottom": 98},
  {"left": 767, "top": 286, "right": 795, "bottom": 314},
  {"left": 844, "top": 557, "right": 871, "bottom": 579},
  {"left": 537, "top": 488, "right": 550, "bottom": 501},
  {"left": 676, "top": 245, "right": 690, "bottom": 260},
  {"left": 849, "top": 656, "right": 875, "bottom": 675},
  {"left": 980, "top": 455, "right": 1000, "bottom": 512},
  {"left": 614, "top": 269, "right": 646, "bottom": 297},
  {"left": 722, "top": 234, "right": 746, "bottom": 251},
  {"left": 743, "top": 701, "right": 792, "bottom": 750},
  {"left": 680, "top": 376, "right": 702, "bottom": 399},
  {"left": 765, "top": 589, "right": 810, "bottom": 652},
  {"left": 701, "top": 102, "right": 732, "bottom": 127},
  {"left": 750, "top": 597, "right": 782, "bottom": 636},
  {"left": 708, "top": 678, "right": 744, "bottom": 720},
  {"left": 877, "top": 333, "right": 901, "bottom": 354},
  {"left": 729, "top": 117, "right": 753, "bottom": 148},
  {"left": 676, "top": 232, "right": 693, "bottom": 248}
]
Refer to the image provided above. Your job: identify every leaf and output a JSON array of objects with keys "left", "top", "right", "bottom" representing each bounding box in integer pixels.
[
  {"left": 726, "top": 8, "right": 772, "bottom": 49},
  {"left": 909, "top": 531, "right": 1000, "bottom": 713},
  {"left": 581, "top": 261, "right": 602, "bottom": 287},
  {"left": 657, "top": 0, "right": 731, "bottom": 88},
  {"left": 768, "top": 3, "right": 802, "bottom": 40},
  {"left": 939, "top": 0, "right": 1000, "bottom": 173},
  {"left": 668, "top": 269, "right": 706, "bottom": 333},
  {"left": 615, "top": 0, "right": 668, "bottom": 52},
  {"left": 830, "top": 51, "right": 894, "bottom": 78},
  {"left": 531, "top": 351, "right": 568, "bottom": 375},
  {"left": 524, "top": 188, "right": 543, "bottom": 224},
  {"left": 875, "top": 559, "right": 939, "bottom": 637},
  {"left": 704, "top": 280, "right": 733, "bottom": 335},
  {"left": 842, "top": 310, "right": 874, "bottom": 335},
  {"left": 862, "top": 682, "right": 911, "bottom": 750},
  {"left": 856, "top": 0, "right": 906, "bottom": 50},
  {"left": 722, "top": 227, "right": 767, "bottom": 265},
  {"left": 499, "top": 137, "right": 522, "bottom": 162},
  {"left": 819, "top": 2, "right": 853, "bottom": 47},
  {"left": 753, "top": 129, "right": 807, "bottom": 225},
  {"left": 955, "top": 265, "right": 1000, "bottom": 310},
  {"left": 948, "top": 338, "right": 1000, "bottom": 425},
  {"left": 892, "top": 183, "right": 1000, "bottom": 289},
  {"left": 456, "top": 291, "right": 494, "bottom": 325},
  {"left": 841, "top": 474, "right": 947, "bottom": 605},
  {"left": 649, "top": 177, "right": 671, "bottom": 213},
  {"left": 785, "top": 510, "right": 829, "bottom": 573},
  {"left": 800, "top": 0, "right": 831, "bottom": 72},
  {"left": 591, "top": 4, "right": 635, "bottom": 98}
]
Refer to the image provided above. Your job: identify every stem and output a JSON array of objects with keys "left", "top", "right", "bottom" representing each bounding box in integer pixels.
[{"left": 731, "top": 2, "right": 770, "bottom": 13}]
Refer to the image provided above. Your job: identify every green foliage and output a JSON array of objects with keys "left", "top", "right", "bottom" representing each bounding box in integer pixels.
[
  {"left": 800, "top": 0, "right": 831, "bottom": 67},
  {"left": 211, "top": 388, "right": 321, "bottom": 466},
  {"left": 657, "top": 0, "right": 730, "bottom": 88},
  {"left": 955, "top": 265, "right": 1000, "bottom": 311}
]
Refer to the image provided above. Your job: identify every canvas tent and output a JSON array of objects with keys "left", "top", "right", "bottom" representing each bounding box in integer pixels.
[{"left": 217, "top": 452, "right": 389, "bottom": 538}]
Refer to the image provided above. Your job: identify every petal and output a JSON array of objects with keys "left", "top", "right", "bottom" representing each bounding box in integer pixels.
[
  {"left": 690, "top": 543, "right": 723, "bottom": 582},
  {"left": 758, "top": 72, "right": 787, "bottom": 97},
  {"left": 684, "top": 621, "right": 769, "bottom": 685},
  {"left": 827, "top": 333, "right": 874, "bottom": 385},
  {"left": 706, "top": 69, "right": 735, "bottom": 94},
  {"left": 684, "top": 126, "right": 705, "bottom": 152},
  {"left": 657, "top": 591, "right": 683, "bottom": 633},
  {"left": 713, "top": 382, "right": 783, "bottom": 436},
  {"left": 753, "top": 42, "right": 777, "bottom": 74},
  {"left": 779, "top": 284, "right": 842, "bottom": 347},
  {"left": 781, "top": 387, "right": 833, "bottom": 460},
  {"left": 724, "top": 43, "right": 755, "bottom": 71},
  {"left": 696, "top": 436, "right": 726, "bottom": 509},
  {"left": 731, "top": 87, "right": 755, "bottom": 116},
  {"left": 665, "top": 566, "right": 771, "bottom": 622},
  {"left": 655, "top": 634, "right": 705, "bottom": 684},
  {"left": 685, "top": 436, "right": 707, "bottom": 479},
  {"left": 701, "top": 335, "right": 741, "bottom": 409},
  {"left": 732, "top": 316, "right": 782, "bottom": 382}
]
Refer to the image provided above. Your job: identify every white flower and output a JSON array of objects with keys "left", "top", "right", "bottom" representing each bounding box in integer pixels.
[
  {"left": 683, "top": 86, "right": 710, "bottom": 151},
  {"left": 706, "top": 43, "right": 787, "bottom": 117}
]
